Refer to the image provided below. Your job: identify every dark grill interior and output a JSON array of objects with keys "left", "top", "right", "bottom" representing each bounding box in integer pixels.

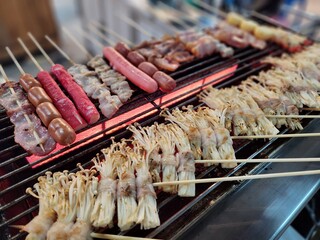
[{"left": 0, "top": 34, "right": 313, "bottom": 239}]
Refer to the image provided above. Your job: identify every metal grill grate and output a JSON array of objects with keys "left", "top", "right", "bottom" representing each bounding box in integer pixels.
[{"left": 0, "top": 41, "right": 296, "bottom": 239}]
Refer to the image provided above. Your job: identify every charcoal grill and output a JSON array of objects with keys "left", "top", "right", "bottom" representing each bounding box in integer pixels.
[{"left": 1, "top": 13, "right": 320, "bottom": 240}]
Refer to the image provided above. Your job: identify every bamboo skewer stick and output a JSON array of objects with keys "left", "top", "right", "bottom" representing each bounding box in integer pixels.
[
  {"left": 195, "top": 0, "right": 227, "bottom": 17},
  {"left": 90, "top": 20, "right": 134, "bottom": 46},
  {"left": 231, "top": 132, "right": 320, "bottom": 140},
  {"left": 91, "top": 232, "right": 161, "bottom": 240},
  {"left": 27, "top": 32, "right": 55, "bottom": 66},
  {"left": 153, "top": 169, "right": 320, "bottom": 186},
  {"left": 0, "top": 64, "right": 45, "bottom": 152},
  {"left": 62, "top": 27, "right": 93, "bottom": 59},
  {"left": 86, "top": 24, "right": 115, "bottom": 46},
  {"left": 265, "top": 114, "right": 320, "bottom": 119},
  {"left": 195, "top": 158, "right": 320, "bottom": 164},
  {"left": 117, "top": 15, "right": 154, "bottom": 38},
  {"left": 45, "top": 35, "right": 76, "bottom": 65},
  {"left": 17, "top": 38, "right": 43, "bottom": 71},
  {"left": 5, "top": 47, "right": 26, "bottom": 75},
  {"left": 302, "top": 107, "right": 320, "bottom": 111}
]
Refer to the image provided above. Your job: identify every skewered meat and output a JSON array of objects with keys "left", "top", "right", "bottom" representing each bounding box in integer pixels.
[
  {"left": 0, "top": 82, "right": 56, "bottom": 155},
  {"left": 37, "top": 70, "right": 87, "bottom": 131},
  {"left": 51, "top": 64, "right": 100, "bottom": 124},
  {"left": 19, "top": 73, "right": 42, "bottom": 91},
  {"left": 27, "top": 86, "right": 52, "bottom": 106},
  {"left": 68, "top": 64, "right": 124, "bottom": 119},
  {"left": 48, "top": 118, "right": 77, "bottom": 146},
  {"left": 103, "top": 46, "right": 159, "bottom": 93},
  {"left": 36, "top": 102, "right": 61, "bottom": 127},
  {"left": 87, "top": 55, "right": 134, "bottom": 103},
  {"left": 205, "top": 21, "right": 266, "bottom": 49}
]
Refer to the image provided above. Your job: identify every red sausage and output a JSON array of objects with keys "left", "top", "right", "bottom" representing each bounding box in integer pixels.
[
  {"left": 37, "top": 70, "right": 87, "bottom": 131},
  {"left": 103, "top": 46, "right": 158, "bottom": 93},
  {"left": 51, "top": 64, "right": 100, "bottom": 124},
  {"left": 127, "top": 51, "right": 145, "bottom": 66},
  {"left": 48, "top": 118, "right": 76, "bottom": 145},
  {"left": 114, "top": 42, "right": 130, "bottom": 57},
  {"left": 138, "top": 62, "right": 158, "bottom": 77},
  {"left": 152, "top": 71, "right": 176, "bottom": 93},
  {"left": 19, "top": 73, "right": 42, "bottom": 92}
]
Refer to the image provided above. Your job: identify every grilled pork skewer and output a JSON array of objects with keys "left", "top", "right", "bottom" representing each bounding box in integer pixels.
[
  {"left": 18, "top": 38, "right": 87, "bottom": 131},
  {"left": 63, "top": 27, "right": 135, "bottom": 101},
  {"left": 0, "top": 65, "right": 56, "bottom": 155}
]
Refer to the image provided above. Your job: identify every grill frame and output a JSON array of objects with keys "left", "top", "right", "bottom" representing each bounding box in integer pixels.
[{"left": 0, "top": 18, "right": 314, "bottom": 239}]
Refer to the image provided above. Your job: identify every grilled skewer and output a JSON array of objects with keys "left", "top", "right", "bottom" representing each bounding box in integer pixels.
[
  {"left": 5, "top": 46, "right": 76, "bottom": 146},
  {"left": 28, "top": 32, "right": 100, "bottom": 125},
  {"left": 17, "top": 37, "right": 87, "bottom": 131}
]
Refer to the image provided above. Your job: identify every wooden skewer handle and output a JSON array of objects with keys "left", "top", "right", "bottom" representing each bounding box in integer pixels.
[
  {"left": 265, "top": 115, "right": 320, "bottom": 119},
  {"left": 195, "top": 158, "right": 320, "bottom": 164},
  {"left": 153, "top": 169, "right": 320, "bottom": 186},
  {"left": 91, "top": 232, "right": 162, "bottom": 240},
  {"left": 231, "top": 133, "right": 320, "bottom": 139}
]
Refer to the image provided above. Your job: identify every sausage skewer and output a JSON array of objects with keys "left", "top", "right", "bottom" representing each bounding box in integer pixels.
[
  {"left": 89, "top": 24, "right": 177, "bottom": 93},
  {"left": 45, "top": 33, "right": 128, "bottom": 118},
  {"left": 0, "top": 65, "right": 47, "bottom": 153},
  {"left": 17, "top": 37, "right": 87, "bottom": 131},
  {"left": 27, "top": 32, "right": 100, "bottom": 125},
  {"left": 5, "top": 47, "right": 76, "bottom": 146}
]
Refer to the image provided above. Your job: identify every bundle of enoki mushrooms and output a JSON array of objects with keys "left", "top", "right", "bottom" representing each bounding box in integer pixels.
[
  {"left": 20, "top": 105, "right": 239, "bottom": 239},
  {"left": 199, "top": 44, "right": 320, "bottom": 135}
]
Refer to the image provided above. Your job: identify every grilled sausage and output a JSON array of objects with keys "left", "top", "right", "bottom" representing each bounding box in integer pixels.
[
  {"left": 51, "top": 64, "right": 100, "bottom": 125},
  {"left": 114, "top": 42, "right": 130, "bottom": 57},
  {"left": 28, "top": 86, "right": 52, "bottom": 107},
  {"left": 48, "top": 118, "right": 76, "bottom": 146},
  {"left": 152, "top": 71, "right": 176, "bottom": 93},
  {"left": 36, "top": 102, "right": 62, "bottom": 127},
  {"left": 103, "top": 46, "right": 158, "bottom": 93},
  {"left": 127, "top": 51, "right": 145, "bottom": 66},
  {"left": 19, "top": 73, "right": 42, "bottom": 92},
  {"left": 138, "top": 62, "right": 158, "bottom": 77},
  {"left": 37, "top": 70, "right": 87, "bottom": 131}
]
